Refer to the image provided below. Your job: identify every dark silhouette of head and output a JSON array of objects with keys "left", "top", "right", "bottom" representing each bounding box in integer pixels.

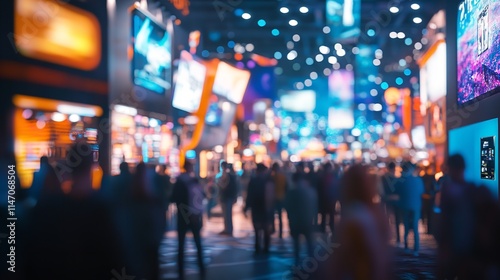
[
  {"left": 401, "top": 161, "right": 416, "bottom": 175},
  {"left": 40, "top": 156, "right": 49, "bottom": 166},
  {"left": 341, "top": 164, "right": 378, "bottom": 205},
  {"left": 184, "top": 160, "right": 194, "bottom": 173},
  {"left": 68, "top": 139, "right": 94, "bottom": 176},
  {"left": 271, "top": 162, "right": 281, "bottom": 172},
  {"left": 387, "top": 162, "right": 396, "bottom": 173},
  {"left": 323, "top": 161, "right": 333, "bottom": 172},
  {"left": 132, "top": 162, "right": 149, "bottom": 199},
  {"left": 256, "top": 163, "right": 267, "bottom": 174},
  {"left": 220, "top": 160, "right": 228, "bottom": 172},
  {"left": 296, "top": 161, "right": 305, "bottom": 173},
  {"left": 39, "top": 156, "right": 50, "bottom": 173},
  {"left": 447, "top": 154, "right": 466, "bottom": 183},
  {"left": 119, "top": 162, "right": 130, "bottom": 175}
]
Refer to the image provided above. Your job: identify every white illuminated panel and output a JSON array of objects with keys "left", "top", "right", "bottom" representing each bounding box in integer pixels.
[
  {"left": 411, "top": 125, "right": 427, "bottom": 149},
  {"left": 420, "top": 41, "right": 446, "bottom": 103},
  {"left": 328, "top": 107, "right": 354, "bottom": 129},
  {"left": 172, "top": 51, "right": 206, "bottom": 112},
  {"left": 212, "top": 62, "right": 251, "bottom": 104},
  {"left": 280, "top": 90, "right": 316, "bottom": 112}
]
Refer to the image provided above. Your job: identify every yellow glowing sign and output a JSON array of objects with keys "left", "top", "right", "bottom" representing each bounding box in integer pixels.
[{"left": 14, "top": 0, "right": 101, "bottom": 70}]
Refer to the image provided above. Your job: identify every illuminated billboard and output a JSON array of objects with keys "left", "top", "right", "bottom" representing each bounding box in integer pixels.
[
  {"left": 212, "top": 62, "right": 251, "bottom": 104},
  {"left": 420, "top": 41, "right": 447, "bottom": 104},
  {"left": 280, "top": 90, "right": 316, "bottom": 112},
  {"left": 131, "top": 7, "right": 172, "bottom": 94},
  {"left": 172, "top": 51, "right": 206, "bottom": 113},
  {"left": 326, "top": 0, "right": 361, "bottom": 42},
  {"left": 328, "top": 70, "right": 354, "bottom": 129},
  {"left": 457, "top": 0, "right": 500, "bottom": 104},
  {"left": 14, "top": 0, "right": 101, "bottom": 70}
]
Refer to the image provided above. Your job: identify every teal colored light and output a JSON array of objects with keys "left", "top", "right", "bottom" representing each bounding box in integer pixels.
[
  {"left": 405, "top": 38, "right": 413, "bottom": 46},
  {"left": 274, "top": 51, "right": 282, "bottom": 59},
  {"left": 227, "top": 41, "right": 235, "bottom": 48},
  {"left": 234, "top": 9, "right": 243, "bottom": 16},
  {"left": 258, "top": 19, "right": 266, "bottom": 27},
  {"left": 404, "top": 69, "right": 412, "bottom": 76},
  {"left": 381, "top": 82, "right": 389, "bottom": 90},
  {"left": 186, "top": 150, "right": 196, "bottom": 159},
  {"left": 305, "top": 57, "right": 314, "bottom": 65},
  {"left": 396, "top": 77, "right": 404, "bottom": 85},
  {"left": 367, "top": 29, "right": 376, "bottom": 37},
  {"left": 272, "top": 29, "right": 280, "bottom": 36}
]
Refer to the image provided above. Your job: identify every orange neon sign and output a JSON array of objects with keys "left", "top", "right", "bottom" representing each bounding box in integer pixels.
[{"left": 14, "top": 0, "right": 101, "bottom": 70}]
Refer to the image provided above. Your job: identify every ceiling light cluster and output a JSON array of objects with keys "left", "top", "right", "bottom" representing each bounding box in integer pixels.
[
  {"left": 389, "top": 31, "right": 406, "bottom": 39},
  {"left": 280, "top": 6, "right": 309, "bottom": 14},
  {"left": 319, "top": 46, "right": 330, "bottom": 55},
  {"left": 225, "top": 4, "right": 402, "bottom": 79}
]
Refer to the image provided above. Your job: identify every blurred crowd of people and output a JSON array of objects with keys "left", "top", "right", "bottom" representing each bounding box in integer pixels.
[{"left": 1, "top": 139, "right": 500, "bottom": 280}]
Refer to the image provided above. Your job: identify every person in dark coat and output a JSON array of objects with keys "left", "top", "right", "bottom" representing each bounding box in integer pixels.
[
  {"left": 380, "top": 162, "right": 401, "bottom": 244},
  {"left": 154, "top": 164, "right": 172, "bottom": 229},
  {"left": 437, "top": 154, "right": 500, "bottom": 279},
  {"left": 30, "top": 156, "right": 62, "bottom": 203},
  {"left": 285, "top": 171, "right": 317, "bottom": 265},
  {"left": 244, "top": 163, "right": 275, "bottom": 254},
  {"left": 171, "top": 161, "right": 205, "bottom": 279},
  {"left": 318, "top": 162, "right": 340, "bottom": 235},
  {"left": 332, "top": 165, "right": 391, "bottom": 280},
  {"left": 421, "top": 165, "right": 437, "bottom": 234},
  {"left": 24, "top": 140, "right": 126, "bottom": 280},
  {"left": 395, "top": 162, "right": 424, "bottom": 256},
  {"left": 122, "top": 162, "right": 165, "bottom": 280},
  {"left": 110, "top": 161, "right": 133, "bottom": 204}
]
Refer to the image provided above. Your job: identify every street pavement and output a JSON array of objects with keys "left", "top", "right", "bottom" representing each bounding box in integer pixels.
[{"left": 160, "top": 201, "right": 438, "bottom": 280}]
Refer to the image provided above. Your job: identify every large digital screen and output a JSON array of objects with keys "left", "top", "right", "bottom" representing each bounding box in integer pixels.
[
  {"left": 411, "top": 125, "right": 427, "bottom": 149},
  {"left": 14, "top": 0, "right": 101, "bottom": 70},
  {"left": 242, "top": 65, "right": 276, "bottom": 120},
  {"left": 326, "top": 0, "right": 361, "bottom": 42},
  {"left": 328, "top": 70, "right": 354, "bottom": 129},
  {"left": 280, "top": 90, "right": 316, "bottom": 112},
  {"left": 212, "top": 62, "right": 251, "bottom": 104},
  {"left": 420, "top": 41, "right": 447, "bottom": 104},
  {"left": 449, "top": 118, "right": 498, "bottom": 197},
  {"left": 131, "top": 8, "right": 172, "bottom": 94},
  {"left": 481, "top": 136, "right": 495, "bottom": 179},
  {"left": 457, "top": 0, "right": 500, "bottom": 104},
  {"left": 172, "top": 51, "right": 206, "bottom": 113},
  {"left": 205, "top": 95, "right": 223, "bottom": 126}
]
